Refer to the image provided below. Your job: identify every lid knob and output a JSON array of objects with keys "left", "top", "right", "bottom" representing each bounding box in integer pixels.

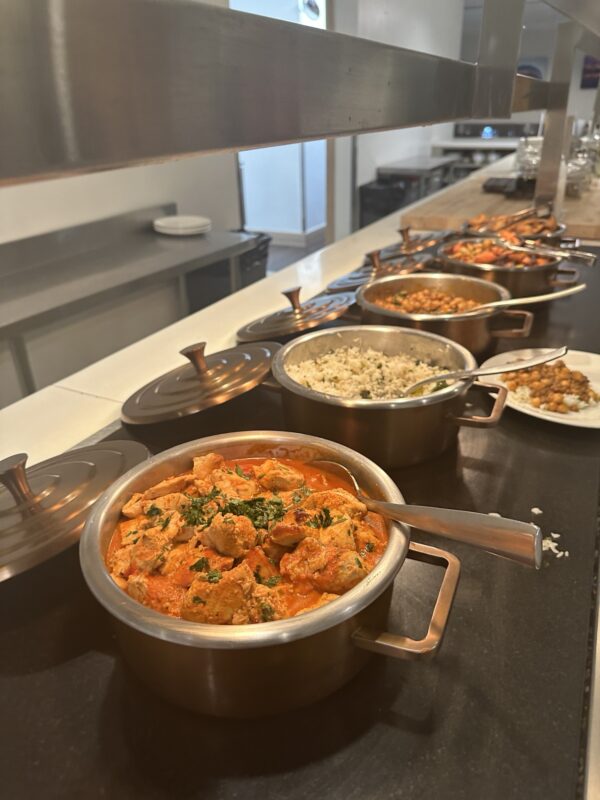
[
  {"left": 180, "top": 342, "right": 209, "bottom": 376},
  {"left": 0, "top": 453, "right": 40, "bottom": 513},
  {"left": 282, "top": 286, "right": 302, "bottom": 312},
  {"left": 366, "top": 250, "right": 382, "bottom": 271},
  {"left": 398, "top": 226, "right": 412, "bottom": 244}
]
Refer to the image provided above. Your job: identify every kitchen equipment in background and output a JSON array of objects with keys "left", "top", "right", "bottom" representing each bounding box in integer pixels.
[{"left": 0, "top": 441, "right": 148, "bottom": 581}]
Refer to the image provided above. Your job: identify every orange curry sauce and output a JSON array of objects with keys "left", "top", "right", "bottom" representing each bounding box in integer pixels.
[{"left": 106, "top": 457, "right": 388, "bottom": 623}]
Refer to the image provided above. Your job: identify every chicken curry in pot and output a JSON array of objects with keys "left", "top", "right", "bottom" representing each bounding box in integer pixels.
[{"left": 107, "top": 454, "right": 388, "bottom": 624}]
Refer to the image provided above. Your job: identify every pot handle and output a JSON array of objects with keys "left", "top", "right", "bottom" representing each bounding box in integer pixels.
[
  {"left": 549, "top": 266, "right": 579, "bottom": 288},
  {"left": 490, "top": 309, "right": 533, "bottom": 339},
  {"left": 351, "top": 542, "right": 460, "bottom": 660},
  {"left": 451, "top": 380, "right": 507, "bottom": 427}
]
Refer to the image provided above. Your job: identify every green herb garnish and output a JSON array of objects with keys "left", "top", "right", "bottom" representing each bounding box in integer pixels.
[
  {"left": 307, "top": 507, "right": 334, "bottom": 529},
  {"left": 159, "top": 514, "right": 172, "bottom": 531},
  {"left": 221, "top": 496, "right": 285, "bottom": 530},
  {"left": 181, "top": 486, "right": 221, "bottom": 528},
  {"left": 260, "top": 603, "right": 275, "bottom": 622},
  {"left": 355, "top": 557, "right": 363, "bottom": 568},
  {"left": 359, "top": 389, "right": 371, "bottom": 399},
  {"left": 365, "top": 541, "right": 375, "bottom": 553},
  {"left": 290, "top": 486, "right": 311, "bottom": 505},
  {"left": 192, "top": 596, "right": 206, "bottom": 605},
  {"left": 146, "top": 505, "right": 162, "bottom": 517},
  {"left": 235, "top": 464, "right": 250, "bottom": 480},
  {"left": 190, "top": 556, "right": 210, "bottom": 572},
  {"left": 206, "top": 569, "right": 222, "bottom": 584},
  {"left": 264, "top": 576, "right": 281, "bottom": 588}
]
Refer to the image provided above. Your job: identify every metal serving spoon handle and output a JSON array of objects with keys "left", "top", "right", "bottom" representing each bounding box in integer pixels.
[
  {"left": 467, "top": 284, "right": 586, "bottom": 313},
  {"left": 402, "top": 345, "right": 567, "bottom": 397},
  {"left": 313, "top": 460, "right": 541, "bottom": 568}
]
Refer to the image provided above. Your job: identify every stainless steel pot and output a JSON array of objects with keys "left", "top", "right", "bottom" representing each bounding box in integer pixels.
[
  {"left": 270, "top": 326, "right": 506, "bottom": 469},
  {"left": 80, "top": 431, "right": 459, "bottom": 717},
  {"left": 356, "top": 274, "right": 533, "bottom": 357},
  {"left": 437, "top": 238, "right": 579, "bottom": 297}
]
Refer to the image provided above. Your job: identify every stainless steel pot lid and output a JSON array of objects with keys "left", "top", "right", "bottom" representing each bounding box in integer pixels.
[
  {"left": 0, "top": 441, "right": 148, "bottom": 581},
  {"left": 236, "top": 287, "right": 355, "bottom": 342},
  {"left": 377, "top": 227, "right": 448, "bottom": 258},
  {"left": 121, "top": 341, "right": 281, "bottom": 425},
  {"left": 327, "top": 254, "right": 430, "bottom": 294}
]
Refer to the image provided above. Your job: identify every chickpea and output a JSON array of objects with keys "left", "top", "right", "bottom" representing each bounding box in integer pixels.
[
  {"left": 530, "top": 398, "right": 541, "bottom": 408},
  {"left": 558, "top": 403, "right": 569, "bottom": 414}
]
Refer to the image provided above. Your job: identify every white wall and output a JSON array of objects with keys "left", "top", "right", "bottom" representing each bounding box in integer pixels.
[{"left": 303, "top": 140, "right": 327, "bottom": 231}]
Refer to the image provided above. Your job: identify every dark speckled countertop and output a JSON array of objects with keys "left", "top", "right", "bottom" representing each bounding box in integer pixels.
[{"left": 1, "top": 252, "right": 599, "bottom": 800}]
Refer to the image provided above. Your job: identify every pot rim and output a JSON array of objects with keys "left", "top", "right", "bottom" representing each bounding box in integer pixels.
[
  {"left": 79, "top": 431, "right": 409, "bottom": 650},
  {"left": 356, "top": 272, "right": 511, "bottom": 322},
  {"left": 437, "top": 239, "right": 562, "bottom": 273},
  {"left": 272, "top": 325, "right": 477, "bottom": 409}
]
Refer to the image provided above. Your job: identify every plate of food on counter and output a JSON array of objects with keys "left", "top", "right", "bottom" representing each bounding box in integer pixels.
[{"left": 480, "top": 348, "right": 600, "bottom": 428}]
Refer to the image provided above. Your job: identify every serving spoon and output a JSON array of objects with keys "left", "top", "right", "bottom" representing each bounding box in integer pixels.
[
  {"left": 401, "top": 345, "right": 567, "bottom": 397},
  {"left": 458, "top": 283, "right": 586, "bottom": 314},
  {"left": 312, "top": 460, "right": 542, "bottom": 568}
]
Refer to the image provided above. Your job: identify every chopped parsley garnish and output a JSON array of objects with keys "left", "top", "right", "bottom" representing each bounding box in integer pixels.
[
  {"left": 306, "top": 507, "right": 334, "bottom": 529},
  {"left": 190, "top": 556, "right": 210, "bottom": 572},
  {"left": 126, "top": 529, "right": 138, "bottom": 537},
  {"left": 355, "top": 557, "right": 363, "bottom": 569},
  {"left": 291, "top": 486, "right": 312, "bottom": 505},
  {"left": 146, "top": 505, "right": 162, "bottom": 517},
  {"left": 260, "top": 603, "right": 275, "bottom": 622},
  {"left": 264, "top": 575, "right": 281, "bottom": 588},
  {"left": 132, "top": 537, "right": 139, "bottom": 545},
  {"left": 365, "top": 541, "right": 375, "bottom": 553},
  {"left": 181, "top": 486, "right": 221, "bottom": 528},
  {"left": 221, "top": 496, "right": 285, "bottom": 530},
  {"left": 359, "top": 389, "right": 371, "bottom": 399},
  {"left": 235, "top": 464, "right": 250, "bottom": 480},
  {"left": 159, "top": 514, "right": 172, "bottom": 530},
  {"left": 192, "top": 596, "right": 206, "bottom": 605},
  {"left": 206, "top": 569, "right": 222, "bottom": 584}
]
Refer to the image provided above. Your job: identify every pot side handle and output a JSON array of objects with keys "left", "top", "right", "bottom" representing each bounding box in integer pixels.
[
  {"left": 351, "top": 542, "right": 460, "bottom": 660},
  {"left": 451, "top": 380, "right": 507, "bottom": 427},
  {"left": 490, "top": 309, "right": 533, "bottom": 339},
  {"left": 549, "top": 266, "right": 579, "bottom": 288}
]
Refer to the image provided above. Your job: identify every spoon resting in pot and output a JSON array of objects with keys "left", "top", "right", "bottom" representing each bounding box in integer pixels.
[
  {"left": 312, "top": 460, "right": 542, "bottom": 568},
  {"left": 402, "top": 345, "right": 567, "bottom": 397},
  {"left": 459, "top": 283, "right": 585, "bottom": 314}
]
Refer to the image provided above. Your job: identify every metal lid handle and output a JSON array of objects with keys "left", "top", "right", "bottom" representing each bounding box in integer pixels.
[
  {"left": 366, "top": 250, "right": 382, "bottom": 270},
  {"left": 0, "top": 453, "right": 40, "bottom": 512},
  {"left": 398, "top": 226, "right": 412, "bottom": 244},
  {"left": 180, "top": 342, "right": 209, "bottom": 375},
  {"left": 282, "top": 286, "right": 302, "bottom": 311}
]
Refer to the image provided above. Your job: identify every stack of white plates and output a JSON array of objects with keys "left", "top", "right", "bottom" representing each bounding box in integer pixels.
[{"left": 153, "top": 215, "right": 212, "bottom": 236}]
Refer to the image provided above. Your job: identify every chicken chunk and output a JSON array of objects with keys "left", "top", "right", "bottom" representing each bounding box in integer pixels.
[
  {"left": 354, "top": 523, "right": 383, "bottom": 557},
  {"left": 262, "top": 534, "right": 292, "bottom": 565},
  {"left": 122, "top": 492, "right": 144, "bottom": 519},
  {"left": 301, "top": 488, "right": 367, "bottom": 520},
  {"left": 269, "top": 506, "right": 311, "bottom": 546},
  {"left": 161, "top": 545, "right": 235, "bottom": 588},
  {"left": 211, "top": 468, "right": 258, "bottom": 500},
  {"left": 108, "top": 544, "right": 134, "bottom": 581},
  {"left": 247, "top": 583, "right": 286, "bottom": 624},
  {"left": 319, "top": 516, "right": 356, "bottom": 550},
  {"left": 203, "top": 512, "right": 257, "bottom": 558},
  {"left": 129, "top": 529, "right": 172, "bottom": 573},
  {"left": 142, "top": 474, "right": 191, "bottom": 501},
  {"left": 127, "top": 573, "right": 186, "bottom": 616},
  {"left": 181, "top": 563, "right": 256, "bottom": 624},
  {"left": 193, "top": 452, "right": 225, "bottom": 480},
  {"left": 244, "top": 546, "right": 280, "bottom": 585},
  {"left": 255, "top": 459, "right": 305, "bottom": 491},
  {"left": 280, "top": 537, "right": 367, "bottom": 594},
  {"left": 142, "top": 492, "right": 187, "bottom": 516}
]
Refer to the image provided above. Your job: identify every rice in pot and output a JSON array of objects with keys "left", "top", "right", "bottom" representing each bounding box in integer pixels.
[{"left": 285, "top": 346, "right": 447, "bottom": 400}]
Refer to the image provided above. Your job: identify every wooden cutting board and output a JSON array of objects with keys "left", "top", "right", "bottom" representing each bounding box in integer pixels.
[{"left": 401, "top": 167, "right": 600, "bottom": 240}]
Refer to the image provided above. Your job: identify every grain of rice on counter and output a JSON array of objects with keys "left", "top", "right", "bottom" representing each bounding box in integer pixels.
[{"left": 285, "top": 346, "right": 448, "bottom": 400}]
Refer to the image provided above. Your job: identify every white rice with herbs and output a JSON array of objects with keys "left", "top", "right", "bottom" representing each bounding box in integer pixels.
[{"left": 285, "top": 346, "right": 448, "bottom": 400}]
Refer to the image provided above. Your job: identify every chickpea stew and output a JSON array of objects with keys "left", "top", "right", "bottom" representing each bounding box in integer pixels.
[
  {"left": 107, "top": 454, "right": 388, "bottom": 624},
  {"left": 501, "top": 359, "right": 600, "bottom": 414},
  {"left": 374, "top": 287, "right": 480, "bottom": 315}
]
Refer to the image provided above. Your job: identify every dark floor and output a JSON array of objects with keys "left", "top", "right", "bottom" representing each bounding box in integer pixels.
[{"left": 267, "top": 243, "right": 319, "bottom": 274}]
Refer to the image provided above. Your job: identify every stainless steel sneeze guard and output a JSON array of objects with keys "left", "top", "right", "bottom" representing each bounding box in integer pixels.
[{"left": 0, "top": 0, "right": 565, "bottom": 185}]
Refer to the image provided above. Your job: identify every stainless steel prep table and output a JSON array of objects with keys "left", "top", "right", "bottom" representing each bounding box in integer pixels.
[{"left": 0, "top": 205, "right": 256, "bottom": 397}]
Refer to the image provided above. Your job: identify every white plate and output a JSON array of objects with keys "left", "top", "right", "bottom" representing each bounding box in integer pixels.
[
  {"left": 480, "top": 348, "right": 600, "bottom": 429},
  {"left": 153, "top": 215, "right": 212, "bottom": 236}
]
